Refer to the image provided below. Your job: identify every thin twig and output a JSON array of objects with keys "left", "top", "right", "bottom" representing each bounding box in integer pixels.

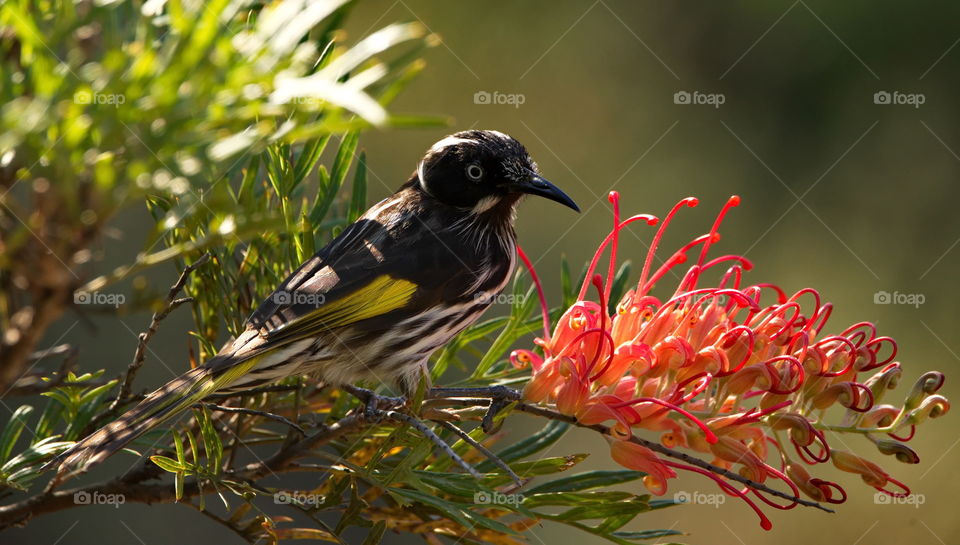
[
  {"left": 109, "top": 253, "right": 210, "bottom": 412},
  {"left": 381, "top": 410, "right": 484, "bottom": 481},
  {"left": 0, "top": 413, "right": 366, "bottom": 529},
  {"left": 5, "top": 344, "right": 78, "bottom": 396},
  {"left": 199, "top": 403, "right": 306, "bottom": 436},
  {"left": 513, "top": 401, "right": 834, "bottom": 513},
  {"left": 426, "top": 386, "right": 833, "bottom": 514},
  {"left": 433, "top": 420, "right": 523, "bottom": 486}
]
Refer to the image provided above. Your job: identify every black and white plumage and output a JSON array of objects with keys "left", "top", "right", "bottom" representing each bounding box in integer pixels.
[{"left": 48, "top": 130, "right": 579, "bottom": 474}]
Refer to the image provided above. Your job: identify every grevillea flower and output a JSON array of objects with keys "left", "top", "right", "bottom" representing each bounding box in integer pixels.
[{"left": 513, "top": 193, "right": 950, "bottom": 530}]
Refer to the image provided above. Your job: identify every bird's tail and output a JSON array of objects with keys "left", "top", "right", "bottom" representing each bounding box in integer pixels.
[{"left": 46, "top": 353, "right": 254, "bottom": 476}]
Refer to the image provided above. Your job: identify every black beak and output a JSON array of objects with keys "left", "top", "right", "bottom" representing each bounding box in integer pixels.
[{"left": 506, "top": 173, "right": 580, "bottom": 212}]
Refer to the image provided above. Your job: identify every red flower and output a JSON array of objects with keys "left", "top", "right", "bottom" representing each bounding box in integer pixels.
[{"left": 514, "top": 192, "right": 950, "bottom": 529}]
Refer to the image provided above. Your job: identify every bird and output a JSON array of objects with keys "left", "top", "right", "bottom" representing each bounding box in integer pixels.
[{"left": 48, "top": 129, "right": 579, "bottom": 475}]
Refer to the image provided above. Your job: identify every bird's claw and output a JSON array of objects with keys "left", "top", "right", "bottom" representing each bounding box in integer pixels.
[{"left": 342, "top": 385, "right": 406, "bottom": 421}]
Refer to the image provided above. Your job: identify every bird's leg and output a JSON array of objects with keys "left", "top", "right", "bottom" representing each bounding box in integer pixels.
[
  {"left": 427, "top": 386, "right": 521, "bottom": 434},
  {"left": 341, "top": 385, "right": 486, "bottom": 481},
  {"left": 381, "top": 410, "right": 485, "bottom": 480},
  {"left": 341, "top": 384, "right": 406, "bottom": 420},
  {"left": 433, "top": 419, "right": 524, "bottom": 487}
]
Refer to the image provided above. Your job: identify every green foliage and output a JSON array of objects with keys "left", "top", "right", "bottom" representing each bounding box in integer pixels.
[{"left": 0, "top": 1, "right": 684, "bottom": 543}]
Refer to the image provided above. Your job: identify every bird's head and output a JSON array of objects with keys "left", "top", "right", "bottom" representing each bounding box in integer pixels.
[{"left": 415, "top": 130, "right": 579, "bottom": 214}]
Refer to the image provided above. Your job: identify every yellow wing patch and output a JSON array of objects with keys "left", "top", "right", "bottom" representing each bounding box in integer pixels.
[{"left": 267, "top": 275, "right": 418, "bottom": 343}]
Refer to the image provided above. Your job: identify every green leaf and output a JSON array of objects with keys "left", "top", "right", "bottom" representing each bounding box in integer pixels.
[
  {"left": 497, "top": 454, "right": 588, "bottom": 479},
  {"left": 388, "top": 488, "right": 517, "bottom": 535},
  {"left": 150, "top": 455, "right": 187, "bottom": 473},
  {"left": 0, "top": 405, "right": 34, "bottom": 463},
  {"left": 476, "top": 420, "right": 569, "bottom": 471},
  {"left": 292, "top": 134, "right": 331, "bottom": 187},
  {"left": 522, "top": 491, "right": 637, "bottom": 508},
  {"left": 549, "top": 498, "right": 651, "bottom": 522},
  {"left": 525, "top": 470, "right": 645, "bottom": 495},
  {"left": 347, "top": 150, "right": 367, "bottom": 222}
]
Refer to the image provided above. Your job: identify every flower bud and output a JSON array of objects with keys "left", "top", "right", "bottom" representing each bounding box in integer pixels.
[
  {"left": 830, "top": 450, "right": 887, "bottom": 488},
  {"left": 905, "top": 371, "right": 945, "bottom": 411},
  {"left": 875, "top": 440, "right": 919, "bottom": 464}
]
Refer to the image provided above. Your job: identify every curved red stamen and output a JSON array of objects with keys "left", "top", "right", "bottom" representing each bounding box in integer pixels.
[
  {"left": 752, "top": 283, "right": 789, "bottom": 305},
  {"left": 557, "top": 327, "right": 616, "bottom": 375},
  {"left": 787, "top": 287, "right": 822, "bottom": 317},
  {"left": 736, "top": 400, "right": 793, "bottom": 424},
  {"left": 718, "top": 326, "right": 756, "bottom": 375},
  {"left": 841, "top": 322, "right": 878, "bottom": 347},
  {"left": 889, "top": 425, "right": 916, "bottom": 442},
  {"left": 517, "top": 245, "right": 551, "bottom": 340},
  {"left": 786, "top": 331, "right": 810, "bottom": 366},
  {"left": 638, "top": 197, "right": 698, "bottom": 295},
  {"left": 614, "top": 397, "right": 718, "bottom": 443},
  {"left": 810, "top": 479, "right": 847, "bottom": 504},
  {"left": 702, "top": 254, "right": 754, "bottom": 273},
  {"left": 605, "top": 192, "right": 621, "bottom": 303},
  {"left": 642, "top": 252, "right": 689, "bottom": 294},
  {"left": 807, "top": 302, "right": 834, "bottom": 335},
  {"left": 860, "top": 336, "right": 898, "bottom": 371},
  {"left": 578, "top": 213, "right": 659, "bottom": 301},
  {"left": 718, "top": 265, "right": 745, "bottom": 291},
  {"left": 663, "top": 460, "right": 773, "bottom": 530},
  {"left": 876, "top": 476, "right": 911, "bottom": 498},
  {"left": 586, "top": 275, "right": 612, "bottom": 377},
  {"left": 795, "top": 427, "right": 830, "bottom": 464},
  {"left": 755, "top": 301, "right": 802, "bottom": 339},
  {"left": 696, "top": 195, "right": 741, "bottom": 269},
  {"left": 672, "top": 373, "right": 712, "bottom": 404},
  {"left": 846, "top": 382, "right": 875, "bottom": 412},
  {"left": 749, "top": 463, "right": 800, "bottom": 510},
  {"left": 815, "top": 335, "right": 857, "bottom": 377},
  {"left": 764, "top": 356, "right": 804, "bottom": 395}
]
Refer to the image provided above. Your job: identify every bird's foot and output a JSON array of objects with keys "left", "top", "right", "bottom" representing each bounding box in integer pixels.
[{"left": 342, "top": 385, "right": 406, "bottom": 421}]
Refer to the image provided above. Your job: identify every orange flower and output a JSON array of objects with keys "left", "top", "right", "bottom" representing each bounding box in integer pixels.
[{"left": 517, "top": 192, "right": 950, "bottom": 529}]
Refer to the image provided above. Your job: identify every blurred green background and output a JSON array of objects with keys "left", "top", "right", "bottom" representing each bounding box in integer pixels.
[{"left": 12, "top": 1, "right": 960, "bottom": 544}]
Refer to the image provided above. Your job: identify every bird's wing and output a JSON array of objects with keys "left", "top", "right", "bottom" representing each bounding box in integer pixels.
[{"left": 237, "top": 214, "right": 469, "bottom": 353}]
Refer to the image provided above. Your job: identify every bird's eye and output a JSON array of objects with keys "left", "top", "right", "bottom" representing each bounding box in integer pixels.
[{"left": 465, "top": 163, "right": 484, "bottom": 182}]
